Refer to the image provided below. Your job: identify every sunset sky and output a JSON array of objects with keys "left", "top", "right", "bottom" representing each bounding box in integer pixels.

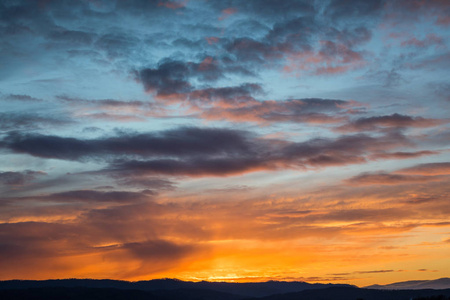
[{"left": 0, "top": 0, "right": 449, "bottom": 286}]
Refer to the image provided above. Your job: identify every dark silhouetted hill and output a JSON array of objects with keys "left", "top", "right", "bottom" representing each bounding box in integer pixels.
[
  {"left": 1, "top": 286, "right": 450, "bottom": 300},
  {"left": 0, "top": 279, "right": 353, "bottom": 297},
  {"left": 253, "top": 286, "right": 450, "bottom": 300},
  {"left": 0, "top": 286, "right": 241, "bottom": 300},
  {"left": 367, "top": 278, "right": 450, "bottom": 290}
]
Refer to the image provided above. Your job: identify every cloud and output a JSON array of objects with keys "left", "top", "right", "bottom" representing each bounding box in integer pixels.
[
  {"left": 46, "top": 190, "right": 155, "bottom": 203},
  {"left": 397, "top": 162, "right": 450, "bottom": 175},
  {"left": 187, "top": 83, "right": 263, "bottom": 107},
  {"left": 330, "top": 269, "right": 398, "bottom": 276},
  {"left": 218, "top": 7, "right": 238, "bottom": 21},
  {"left": 56, "top": 96, "right": 167, "bottom": 121},
  {"left": 58, "top": 96, "right": 152, "bottom": 109},
  {"left": 114, "top": 177, "right": 176, "bottom": 190},
  {"left": 0, "top": 170, "right": 46, "bottom": 186},
  {"left": 346, "top": 172, "right": 443, "bottom": 186},
  {"left": 0, "top": 113, "right": 73, "bottom": 132},
  {"left": 105, "top": 131, "right": 411, "bottom": 177},
  {"left": 0, "top": 214, "right": 206, "bottom": 279},
  {"left": 400, "top": 33, "right": 445, "bottom": 48},
  {"left": 324, "top": 0, "right": 384, "bottom": 21},
  {"left": 210, "top": 0, "right": 315, "bottom": 21},
  {"left": 1, "top": 126, "right": 416, "bottom": 178},
  {"left": 336, "top": 113, "right": 446, "bottom": 132},
  {"left": 107, "top": 157, "right": 269, "bottom": 177},
  {"left": 137, "top": 60, "right": 193, "bottom": 96},
  {"left": 363, "top": 69, "right": 404, "bottom": 88},
  {"left": 0, "top": 189, "right": 156, "bottom": 209},
  {"left": 136, "top": 57, "right": 251, "bottom": 98},
  {"left": 1, "top": 94, "right": 43, "bottom": 102},
  {"left": 384, "top": 0, "right": 450, "bottom": 27},
  {"left": 370, "top": 150, "right": 439, "bottom": 160},
  {"left": 48, "top": 28, "right": 96, "bottom": 47},
  {"left": 122, "top": 239, "right": 195, "bottom": 260},
  {"left": 1, "top": 127, "right": 255, "bottom": 161},
  {"left": 201, "top": 98, "right": 355, "bottom": 124},
  {"left": 158, "top": 1, "right": 187, "bottom": 10},
  {"left": 346, "top": 161, "right": 450, "bottom": 186}
]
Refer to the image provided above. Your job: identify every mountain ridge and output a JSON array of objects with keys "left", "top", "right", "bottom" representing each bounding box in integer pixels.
[
  {"left": 366, "top": 278, "right": 450, "bottom": 290},
  {"left": 0, "top": 278, "right": 354, "bottom": 298}
]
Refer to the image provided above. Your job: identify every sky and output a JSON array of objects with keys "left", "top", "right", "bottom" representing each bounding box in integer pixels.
[{"left": 0, "top": 0, "right": 449, "bottom": 286}]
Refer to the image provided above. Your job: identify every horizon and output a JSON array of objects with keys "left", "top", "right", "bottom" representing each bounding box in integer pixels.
[
  {"left": 1, "top": 276, "right": 449, "bottom": 288},
  {"left": 0, "top": 0, "right": 449, "bottom": 287}
]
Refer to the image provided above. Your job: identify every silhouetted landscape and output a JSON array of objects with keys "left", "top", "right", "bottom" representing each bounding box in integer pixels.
[{"left": 1, "top": 278, "right": 450, "bottom": 300}]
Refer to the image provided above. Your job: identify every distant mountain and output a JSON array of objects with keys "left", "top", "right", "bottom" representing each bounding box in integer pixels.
[
  {"left": 366, "top": 278, "right": 450, "bottom": 290},
  {"left": 0, "top": 287, "right": 241, "bottom": 300},
  {"left": 1, "top": 286, "right": 450, "bottom": 300},
  {"left": 256, "top": 286, "right": 450, "bottom": 300},
  {"left": 0, "top": 278, "right": 353, "bottom": 297}
]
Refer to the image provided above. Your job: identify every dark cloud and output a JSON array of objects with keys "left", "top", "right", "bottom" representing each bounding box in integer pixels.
[
  {"left": 221, "top": 0, "right": 315, "bottom": 21},
  {"left": 46, "top": 189, "right": 155, "bottom": 203},
  {"left": 0, "top": 113, "right": 72, "bottom": 132},
  {"left": 1, "top": 126, "right": 414, "bottom": 177},
  {"left": 330, "top": 269, "right": 397, "bottom": 276},
  {"left": 221, "top": 15, "right": 369, "bottom": 76},
  {"left": 58, "top": 96, "right": 151, "bottom": 107},
  {"left": 1, "top": 94, "right": 43, "bottom": 102},
  {"left": 122, "top": 239, "right": 195, "bottom": 260},
  {"left": 224, "top": 17, "right": 315, "bottom": 65},
  {"left": 1, "top": 127, "right": 255, "bottom": 160},
  {"left": 136, "top": 57, "right": 256, "bottom": 98},
  {"left": 345, "top": 172, "right": 442, "bottom": 186},
  {"left": 0, "top": 170, "right": 46, "bottom": 186},
  {"left": 106, "top": 131, "right": 411, "bottom": 177},
  {"left": 324, "top": 0, "right": 385, "bottom": 21},
  {"left": 1, "top": 132, "right": 94, "bottom": 160},
  {"left": 336, "top": 113, "right": 446, "bottom": 132},
  {"left": 136, "top": 57, "right": 233, "bottom": 96},
  {"left": 137, "top": 60, "right": 192, "bottom": 96},
  {"left": 370, "top": 150, "right": 439, "bottom": 160},
  {"left": 0, "top": 189, "right": 155, "bottom": 207}
]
